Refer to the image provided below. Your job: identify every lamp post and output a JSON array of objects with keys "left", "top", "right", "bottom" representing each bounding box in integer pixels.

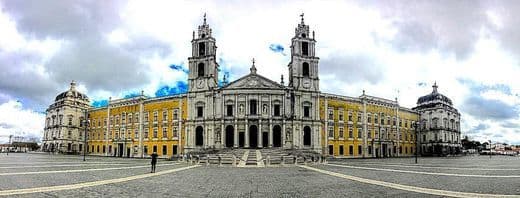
[
  {"left": 413, "top": 122, "right": 418, "bottom": 164},
  {"left": 83, "top": 109, "right": 90, "bottom": 162}
]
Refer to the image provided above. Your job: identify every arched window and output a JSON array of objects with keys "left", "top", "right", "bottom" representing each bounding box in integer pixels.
[
  {"left": 302, "top": 42, "right": 309, "bottom": 56},
  {"left": 303, "top": 62, "right": 310, "bottom": 77},
  {"left": 197, "top": 63, "right": 205, "bottom": 77},
  {"left": 198, "top": 42, "right": 205, "bottom": 56}
]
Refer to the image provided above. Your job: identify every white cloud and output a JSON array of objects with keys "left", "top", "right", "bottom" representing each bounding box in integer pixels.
[{"left": 0, "top": 100, "right": 45, "bottom": 143}]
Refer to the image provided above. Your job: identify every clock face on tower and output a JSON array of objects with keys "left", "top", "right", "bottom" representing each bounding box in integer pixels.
[{"left": 197, "top": 80, "right": 205, "bottom": 89}]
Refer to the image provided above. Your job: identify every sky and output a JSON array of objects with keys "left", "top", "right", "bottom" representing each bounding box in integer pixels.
[{"left": 0, "top": 0, "right": 519, "bottom": 145}]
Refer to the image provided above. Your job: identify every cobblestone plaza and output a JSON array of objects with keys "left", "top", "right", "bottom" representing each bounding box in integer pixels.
[{"left": 0, "top": 153, "right": 518, "bottom": 197}]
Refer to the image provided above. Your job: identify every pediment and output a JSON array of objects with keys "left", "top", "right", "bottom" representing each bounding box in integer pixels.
[{"left": 222, "top": 74, "right": 284, "bottom": 90}]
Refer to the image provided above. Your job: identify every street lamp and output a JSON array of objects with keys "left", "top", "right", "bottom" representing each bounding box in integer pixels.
[
  {"left": 82, "top": 109, "right": 90, "bottom": 161},
  {"left": 413, "top": 122, "right": 418, "bottom": 164}
]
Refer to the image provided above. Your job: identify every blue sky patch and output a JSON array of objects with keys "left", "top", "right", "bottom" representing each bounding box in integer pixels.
[{"left": 154, "top": 81, "right": 188, "bottom": 97}]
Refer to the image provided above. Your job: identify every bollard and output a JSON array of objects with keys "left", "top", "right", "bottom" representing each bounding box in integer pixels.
[
  {"left": 267, "top": 155, "right": 271, "bottom": 167},
  {"left": 294, "top": 156, "right": 297, "bottom": 165},
  {"left": 218, "top": 155, "right": 222, "bottom": 166},
  {"left": 206, "top": 154, "right": 210, "bottom": 166}
]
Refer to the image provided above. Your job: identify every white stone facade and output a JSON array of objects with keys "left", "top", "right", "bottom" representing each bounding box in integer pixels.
[
  {"left": 42, "top": 81, "right": 90, "bottom": 153},
  {"left": 414, "top": 83, "right": 462, "bottom": 156},
  {"left": 184, "top": 16, "right": 322, "bottom": 153}
]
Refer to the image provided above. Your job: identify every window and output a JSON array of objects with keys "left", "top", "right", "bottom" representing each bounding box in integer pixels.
[
  {"left": 339, "top": 111, "right": 344, "bottom": 121},
  {"left": 226, "top": 105, "right": 233, "bottom": 116},
  {"left": 303, "top": 106, "right": 310, "bottom": 118},
  {"left": 368, "top": 129, "right": 372, "bottom": 139},
  {"left": 68, "top": 116, "right": 73, "bottom": 126},
  {"left": 328, "top": 126, "right": 334, "bottom": 138},
  {"left": 197, "top": 106, "right": 203, "bottom": 117},
  {"left": 153, "top": 127, "right": 158, "bottom": 138},
  {"left": 198, "top": 42, "right": 205, "bottom": 56},
  {"left": 144, "top": 128, "right": 149, "bottom": 139},
  {"left": 339, "top": 145, "right": 344, "bottom": 155},
  {"left": 134, "top": 113, "right": 139, "bottom": 123},
  {"left": 173, "top": 109, "right": 178, "bottom": 120},
  {"left": 128, "top": 114, "right": 132, "bottom": 124},
  {"left": 348, "top": 113, "right": 353, "bottom": 122},
  {"left": 122, "top": 113, "right": 126, "bottom": 124},
  {"left": 172, "top": 145, "right": 178, "bottom": 155},
  {"left": 393, "top": 117, "right": 396, "bottom": 126},
  {"left": 115, "top": 116, "right": 119, "bottom": 125},
  {"left": 349, "top": 145, "right": 353, "bottom": 155},
  {"left": 328, "top": 109, "right": 333, "bottom": 120},
  {"left": 357, "top": 113, "right": 362, "bottom": 122},
  {"left": 144, "top": 112, "right": 149, "bottom": 122},
  {"left": 249, "top": 100, "right": 257, "bottom": 115},
  {"left": 135, "top": 129, "right": 138, "bottom": 139},
  {"left": 302, "top": 62, "right": 310, "bottom": 77},
  {"left": 172, "top": 126, "right": 178, "bottom": 138},
  {"left": 162, "top": 127, "right": 167, "bottom": 138},
  {"left": 339, "top": 127, "right": 344, "bottom": 138},
  {"left": 153, "top": 111, "right": 158, "bottom": 122},
  {"left": 423, "top": 134, "right": 426, "bottom": 142},
  {"left": 162, "top": 110, "right": 167, "bottom": 121},
  {"left": 59, "top": 115, "right": 63, "bottom": 125},
  {"left": 162, "top": 145, "right": 167, "bottom": 155},
  {"left": 144, "top": 146, "right": 148, "bottom": 154},
  {"left": 367, "top": 114, "right": 371, "bottom": 123},
  {"left": 274, "top": 105, "right": 281, "bottom": 116},
  {"left": 348, "top": 128, "right": 353, "bottom": 138},
  {"left": 153, "top": 145, "right": 157, "bottom": 153},
  {"left": 198, "top": 63, "right": 205, "bottom": 77},
  {"left": 302, "top": 41, "right": 309, "bottom": 56},
  {"left": 358, "top": 145, "right": 362, "bottom": 155}
]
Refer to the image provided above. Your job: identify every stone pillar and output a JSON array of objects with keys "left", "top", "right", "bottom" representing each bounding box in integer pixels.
[
  {"left": 268, "top": 122, "right": 273, "bottom": 148},
  {"left": 258, "top": 122, "right": 263, "bottom": 148},
  {"left": 245, "top": 121, "right": 249, "bottom": 148},
  {"left": 234, "top": 122, "right": 238, "bottom": 148}
]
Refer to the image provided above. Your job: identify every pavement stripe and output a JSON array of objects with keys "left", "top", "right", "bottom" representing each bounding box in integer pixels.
[
  {"left": 0, "top": 165, "right": 200, "bottom": 196},
  {"left": 0, "top": 163, "right": 129, "bottom": 169},
  {"left": 0, "top": 163, "right": 179, "bottom": 176},
  {"left": 343, "top": 163, "right": 520, "bottom": 171},
  {"left": 343, "top": 161, "right": 520, "bottom": 169},
  {"left": 327, "top": 163, "right": 520, "bottom": 178},
  {"left": 299, "top": 165, "right": 520, "bottom": 198}
]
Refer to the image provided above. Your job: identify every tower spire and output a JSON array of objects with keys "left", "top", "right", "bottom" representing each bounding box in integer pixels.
[
  {"left": 300, "top": 13, "right": 305, "bottom": 24},
  {"left": 203, "top": 13, "right": 207, "bottom": 25},
  {"left": 250, "top": 58, "right": 257, "bottom": 74},
  {"left": 432, "top": 81, "right": 438, "bottom": 93}
]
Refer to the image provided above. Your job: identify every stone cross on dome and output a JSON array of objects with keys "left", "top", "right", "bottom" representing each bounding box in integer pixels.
[
  {"left": 300, "top": 13, "right": 305, "bottom": 24},
  {"left": 250, "top": 58, "right": 257, "bottom": 74},
  {"left": 432, "top": 81, "right": 438, "bottom": 93}
]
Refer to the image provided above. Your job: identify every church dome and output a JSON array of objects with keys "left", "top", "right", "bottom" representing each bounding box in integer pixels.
[
  {"left": 417, "top": 82, "right": 452, "bottom": 106},
  {"left": 55, "top": 81, "right": 89, "bottom": 102}
]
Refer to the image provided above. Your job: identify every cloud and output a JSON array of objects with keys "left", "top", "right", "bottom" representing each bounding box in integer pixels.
[
  {"left": 0, "top": 100, "right": 44, "bottom": 143},
  {"left": 169, "top": 64, "right": 189, "bottom": 74},
  {"left": 463, "top": 96, "right": 518, "bottom": 121},
  {"left": 320, "top": 53, "right": 385, "bottom": 85}
]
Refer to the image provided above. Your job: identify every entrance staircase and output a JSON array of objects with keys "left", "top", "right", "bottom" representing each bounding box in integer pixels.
[{"left": 183, "top": 148, "right": 325, "bottom": 167}]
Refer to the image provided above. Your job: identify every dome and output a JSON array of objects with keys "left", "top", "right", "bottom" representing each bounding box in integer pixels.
[
  {"left": 54, "top": 81, "right": 89, "bottom": 102},
  {"left": 417, "top": 82, "right": 453, "bottom": 106}
]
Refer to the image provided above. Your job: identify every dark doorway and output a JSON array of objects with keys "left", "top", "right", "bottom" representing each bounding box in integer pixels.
[
  {"left": 225, "top": 125, "right": 234, "bottom": 148},
  {"left": 118, "top": 144, "right": 123, "bottom": 157},
  {"left": 126, "top": 148, "right": 130, "bottom": 158},
  {"left": 195, "top": 126, "right": 204, "bottom": 146},
  {"left": 273, "top": 125, "right": 282, "bottom": 147},
  {"left": 382, "top": 144, "right": 387, "bottom": 157},
  {"left": 239, "top": 132, "right": 245, "bottom": 147},
  {"left": 249, "top": 125, "right": 258, "bottom": 148},
  {"left": 303, "top": 126, "right": 311, "bottom": 146},
  {"left": 262, "top": 132, "right": 268, "bottom": 147},
  {"left": 328, "top": 145, "right": 333, "bottom": 155}
]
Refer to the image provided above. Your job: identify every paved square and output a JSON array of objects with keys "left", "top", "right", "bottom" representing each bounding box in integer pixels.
[{"left": 0, "top": 153, "right": 519, "bottom": 197}]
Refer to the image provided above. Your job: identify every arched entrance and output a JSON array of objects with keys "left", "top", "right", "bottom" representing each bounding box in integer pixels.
[
  {"left": 225, "top": 125, "right": 234, "bottom": 148},
  {"left": 249, "top": 125, "right": 258, "bottom": 148},
  {"left": 195, "top": 126, "right": 204, "bottom": 146},
  {"left": 303, "top": 126, "right": 311, "bottom": 146},
  {"left": 273, "top": 125, "right": 282, "bottom": 147}
]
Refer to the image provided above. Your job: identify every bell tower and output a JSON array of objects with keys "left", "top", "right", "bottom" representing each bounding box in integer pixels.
[
  {"left": 188, "top": 13, "right": 219, "bottom": 92},
  {"left": 288, "top": 13, "right": 319, "bottom": 92}
]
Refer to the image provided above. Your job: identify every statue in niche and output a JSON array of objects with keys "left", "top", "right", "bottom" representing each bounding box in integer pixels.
[
  {"left": 215, "top": 131, "right": 221, "bottom": 142},
  {"left": 263, "top": 104, "right": 268, "bottom": 114},
  {"left": 239, "top": 104, "right": 244, "bottom": 114}
]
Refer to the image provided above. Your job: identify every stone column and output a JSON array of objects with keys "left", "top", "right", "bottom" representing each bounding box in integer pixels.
[
  {"left": 234, "top": 122, "right": 238, "bottom": 148},
  {"left": 268, "top": 121, "right": 273, "bottom": 148},
  {"left": 258, "top": 121, "right": 263, "bottom": 148},
  {"left": 245, "top": 120, "right": 249, "bottom": 148}
]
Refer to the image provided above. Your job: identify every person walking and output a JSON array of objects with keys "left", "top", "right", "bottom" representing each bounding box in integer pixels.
[{"left": 150, "top": 152, "right": 158, "bottom": 173}]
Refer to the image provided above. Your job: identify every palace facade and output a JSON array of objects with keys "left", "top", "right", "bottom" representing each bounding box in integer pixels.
[{"left": 42, "top": 15, "right": 461, "bottom": 157}]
